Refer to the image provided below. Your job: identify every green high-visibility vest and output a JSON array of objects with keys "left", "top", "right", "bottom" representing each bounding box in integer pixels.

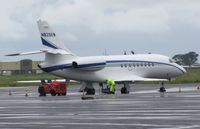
[
  {"left": 106, "top": 79, "right": 109, "bottom": 84},
  {"left": 110, "top": 81, "right": 115, "bottom": 92},
  {"left": 112, "top": 81, "right": 115, "bottom": 86}
]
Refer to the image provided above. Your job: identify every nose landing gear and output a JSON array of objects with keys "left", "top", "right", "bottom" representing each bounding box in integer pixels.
[
  {"left": 159, "top": 81, "right": 166, "bottom": 93},
  {"left": 121, "top": 83, "right": 130, "bottom": 94}
]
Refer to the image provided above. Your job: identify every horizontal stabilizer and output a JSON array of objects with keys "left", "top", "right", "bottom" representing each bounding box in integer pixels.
[
  {"left": 6, "top": 51, "right": 43, "bottom": 56},
  {"left": 6, "top": 49, "right": 73, "bottom": 56}
]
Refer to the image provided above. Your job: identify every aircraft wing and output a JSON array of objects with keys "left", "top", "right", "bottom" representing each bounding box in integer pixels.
[
  {"left": 16, "top": 79, "right": 77, "bottom": 83},
  {"left": 110, "top": 74, "right": 168, "bottom": 82}
]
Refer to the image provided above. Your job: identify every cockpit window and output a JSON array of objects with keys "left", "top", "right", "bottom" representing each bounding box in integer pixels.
[{"left": 169, "top": 59, "right": 174, "bottom": 63}]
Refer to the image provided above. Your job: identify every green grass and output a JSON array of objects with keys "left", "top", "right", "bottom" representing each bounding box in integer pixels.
[
  {"left": 0, "top": 69, "right": 200, "bottom": 87},
  {"left": 136, "top": 69, "right": 200, "bottom": 84},
  {"left": 170, "top": 69, "right": 200, "bottom": 84}
]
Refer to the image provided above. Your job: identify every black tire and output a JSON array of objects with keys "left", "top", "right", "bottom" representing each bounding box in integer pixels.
[
  {"left": 110, "top": 91, "right": 115, "bottom": 94},
  {"left": 159, "top": 87, "right": 166, "bottom": 92},
  {"left": 62, "top": 93, "right": 66, "bottom": 96},
  {"left": 121, "top": 87, "right": 129, "bottom": 94},
  {"left": 38, "top": 87, "right": 46, "bottom": 96},
  {"left": 50, "top": 90, "right": 56, "bottom": 96},
  {"left": 121, "top": 87, "right": 126, "bottom": 94},
  {"left": 91, "top": 88, "right": 95, "bottom": 95},
  {"left": 85, "top": 88, "right": 95, "bottom": 95},
  {"left": 57, "top": 93, "right": 61, "bottom": 96}
]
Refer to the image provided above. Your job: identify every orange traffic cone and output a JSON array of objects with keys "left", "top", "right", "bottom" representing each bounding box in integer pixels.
[
  {"left": 178, "top": 88, "right": 182, "bottom": 93},
  {"left": 81, "top": 90, "right": 94, "bottom": 100},
  {"left": 82, "top": 93, "right": 86, "bottom": 97},
  {"left": 82, "top": 91, "right": 86, "bottom": 97},
  {"left": 25, "top": 90, "right": 28, "bottom": 97},
  {"left": 81, "top": 90, "right": 86, "bottom": 99},
  {"left": 9, "top": 89, "right": 12, "bottom": 96}
]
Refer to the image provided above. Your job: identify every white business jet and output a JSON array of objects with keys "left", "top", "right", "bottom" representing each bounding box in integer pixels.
[{"left": 7, "top": 20, "right": 186, "bottom": 94}]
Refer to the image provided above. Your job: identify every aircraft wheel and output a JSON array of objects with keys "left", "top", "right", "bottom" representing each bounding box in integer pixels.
[
  {"left": 85, "top": 87, "right": 95, "bottom": 95},
  {"left": 159, "top": 87, "right": 166, "bottom": 92},
  {"left": 121, "top": 87, "right": 129, "bottom": 94}
]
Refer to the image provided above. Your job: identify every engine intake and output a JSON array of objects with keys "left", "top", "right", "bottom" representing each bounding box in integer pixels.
[
  {"left": 72, "top": 61, "right": 78, "bottom": 68},
  {"left": 71, "top": 57, "right": 106, "bottom": 71}
]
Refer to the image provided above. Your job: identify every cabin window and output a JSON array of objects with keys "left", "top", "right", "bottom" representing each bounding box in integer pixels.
[
  {"left": 121, "top": 64, "right": 123, "bottom": 68},
  {"left": 124, "top": 64, "right": 127, "bottom": 67}
]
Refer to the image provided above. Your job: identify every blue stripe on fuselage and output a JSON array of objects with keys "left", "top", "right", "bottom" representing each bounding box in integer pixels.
[
  {"left": 107, "top": 60, "right": 184, "bottom": 74},
  {"left": 41, "top": 62, "right": 106, "bottom": 72},
  {"left": 42, "top": 64, "right": 71, "bottom": 72},
  {"left": 41, "top": 60, "right": 184, "bottom": 74},
  {"left": 78, "top": 62, "right": 106, "bottom": 68}
]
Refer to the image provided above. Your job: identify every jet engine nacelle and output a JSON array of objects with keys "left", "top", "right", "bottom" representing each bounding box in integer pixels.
[{"left": 72, "top": 57, "right": 106, "bottom": 71}]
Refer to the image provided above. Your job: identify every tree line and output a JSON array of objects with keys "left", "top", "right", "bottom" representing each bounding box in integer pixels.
[{"left": 172, "top": 51, "right": 199, "bottom": 66}]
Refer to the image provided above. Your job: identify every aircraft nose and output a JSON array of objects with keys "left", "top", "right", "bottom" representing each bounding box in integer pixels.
[
  {"left": 182, "top": 67, "right": 186, "bottom": 74},
  {"left": 178, "top": 65, "right": 186, "bottom": 75}
]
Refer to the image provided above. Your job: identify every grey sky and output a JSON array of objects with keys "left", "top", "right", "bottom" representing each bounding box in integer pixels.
[{"left": 0, "top": 0, "right": 199, "bottom": 62}]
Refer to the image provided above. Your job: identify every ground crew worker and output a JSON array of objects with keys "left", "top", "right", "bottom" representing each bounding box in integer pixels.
[
  {"left": 106, "top": 79, "right": 112, "bottom": 88},
  {"left": 110, "top": 81, "right": 115, "bottom": 94}
]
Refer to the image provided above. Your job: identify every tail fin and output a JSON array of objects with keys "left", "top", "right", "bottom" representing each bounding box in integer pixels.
[
  {"left": 6, "top": 20, "right": 74, "bottom": 57},
  {"left": 37, "top": 20, "right": 72, "bottom": 55}
]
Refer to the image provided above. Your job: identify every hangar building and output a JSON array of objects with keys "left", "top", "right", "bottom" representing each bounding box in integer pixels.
[{"left": 0, "top": 59, "right": 43, "bottom": 75}]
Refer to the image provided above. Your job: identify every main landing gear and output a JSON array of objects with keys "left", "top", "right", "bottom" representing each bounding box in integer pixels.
[
  {"left": 85, "top": 87, "right": 95, "bottom": 95},
  {"left": 159, "top": 81, "right": 166, "bottom": 93},
  {"left": 79, "top": 82, "right": 95, "bottom": 95},
  {"left": 121, "top": 83, "right": 130, "bottom": 94}
]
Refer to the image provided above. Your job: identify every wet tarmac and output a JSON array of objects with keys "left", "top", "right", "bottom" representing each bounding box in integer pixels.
[{"left": 0, "top": 84, "right": 200, "bottom": 129}]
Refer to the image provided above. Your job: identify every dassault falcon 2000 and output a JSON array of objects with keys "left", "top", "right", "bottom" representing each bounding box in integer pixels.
[{"left": 7, "top": 20, "right": 186, "bottom": 94}]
